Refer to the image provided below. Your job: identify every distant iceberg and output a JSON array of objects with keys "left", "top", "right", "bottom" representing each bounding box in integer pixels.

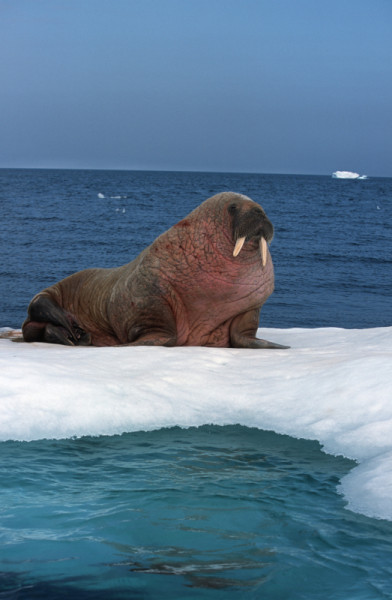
[{"left": 332, "top": 171, "right": 368, "bottom": 180}]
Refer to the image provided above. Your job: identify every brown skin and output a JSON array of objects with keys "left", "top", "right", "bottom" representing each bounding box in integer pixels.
[{"left": 22, "top": 192, "right": 288, "bottom": 349}]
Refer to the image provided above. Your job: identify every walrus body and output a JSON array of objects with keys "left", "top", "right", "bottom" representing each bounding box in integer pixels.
[{"left": 22, "top": 192, "right": 287, "bottom": 349}]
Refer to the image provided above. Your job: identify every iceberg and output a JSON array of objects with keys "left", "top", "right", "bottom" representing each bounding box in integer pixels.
[
  {"left": 1, "top": 326, "right": 392, "bottom": 521},
  {"left": 332, "top": 171, "right": 368, "bottom": 179}
]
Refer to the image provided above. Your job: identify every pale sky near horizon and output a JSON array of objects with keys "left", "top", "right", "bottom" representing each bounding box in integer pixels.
[{"left": 1, "top": 0, "right": 391, "bottom": 176}]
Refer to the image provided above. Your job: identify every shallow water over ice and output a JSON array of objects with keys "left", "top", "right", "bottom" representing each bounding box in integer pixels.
[{"left": 2, "top": 426, "right": 392, "bottom": 599}]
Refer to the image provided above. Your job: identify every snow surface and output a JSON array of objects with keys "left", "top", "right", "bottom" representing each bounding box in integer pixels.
[{"left": 1, "top": 327, "right": 391, "bottom": 521}]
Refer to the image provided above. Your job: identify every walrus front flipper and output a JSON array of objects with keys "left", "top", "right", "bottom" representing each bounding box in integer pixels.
[
  {"left": 125, "top": 302, "right": 178, "bottom": 347},
  {"left": 230, "top": 309, "right": 290, "bottom": 350},
  {"left": 22, "top": 294, "right": 91, "bottom": 346},
  {"left": 126, "top": 325, "right": 177, "bottom": 347},
  {"left": 126, "top": 335, "right": 177, "bottom": 347}
]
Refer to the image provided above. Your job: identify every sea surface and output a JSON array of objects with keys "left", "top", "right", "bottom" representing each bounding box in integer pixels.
[{"left": 1, "top": 169, "right": 392, "bottom": 599}]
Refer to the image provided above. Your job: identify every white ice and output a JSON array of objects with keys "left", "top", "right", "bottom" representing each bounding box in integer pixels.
[
  {"left": 1, "top": 327, "right": 392, "bottom": 521},
  {"left": 332, "top": 171, "right": 367, "bottom": 179}
]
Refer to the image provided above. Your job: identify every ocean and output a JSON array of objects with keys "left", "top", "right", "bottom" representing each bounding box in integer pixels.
[
  {"left": 1, "top": 169, "right": 392, "bottom": 598},
  {"left": 2, "top": 169, "right": 391, "bottom": 331}
]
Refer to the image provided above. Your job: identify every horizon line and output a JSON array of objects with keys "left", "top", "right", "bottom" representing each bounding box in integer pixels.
[{"left": 0, "top": 165, "right": 385, "bottom": 178}]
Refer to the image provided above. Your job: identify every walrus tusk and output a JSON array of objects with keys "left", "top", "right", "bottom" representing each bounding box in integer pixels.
[
  {"left": 233, "top": 236, "right": 246, "bottom": 257},
  {"left": 260, "top": 236, "right": 267, "bottom": 267}
]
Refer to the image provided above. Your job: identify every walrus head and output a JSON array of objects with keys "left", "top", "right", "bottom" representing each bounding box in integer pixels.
[{"left": 227, "top": 197, "right": 274, "bottom": 266}]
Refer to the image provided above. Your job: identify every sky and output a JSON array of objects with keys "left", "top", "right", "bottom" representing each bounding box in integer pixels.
[{"left": 1, "top": 0, "right": 391, "bottom": 176}]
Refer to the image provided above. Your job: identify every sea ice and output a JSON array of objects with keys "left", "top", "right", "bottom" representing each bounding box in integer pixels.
[{"left": 1, "top": 326, "right": 391, "bottom": 521}]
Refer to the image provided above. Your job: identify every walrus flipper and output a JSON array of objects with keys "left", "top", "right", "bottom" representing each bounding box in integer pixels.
[
  {"left": 22, "top": 294, "right": 91, "bottom": 346},
  {"left": 234, "top": 336, "right": 290, "bottom": 350},
  {"left": 122, "top": 292, "right": 178, "bottom": 347},
  {"left": 126, "top": 334, "right": 177, "bottom": 347},
  {"left": 125, "top": 320, "right": 177, "bottom": 347},
  {"left": 125, "top": 326, "right": 177, "bottom": 347},
  {"left": 230, "top": 309, "right": 290, "bottom": 350}
]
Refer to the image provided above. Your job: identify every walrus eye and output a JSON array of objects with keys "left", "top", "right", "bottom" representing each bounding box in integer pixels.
[{"left": 228, "top": 203, "right": 237, "bottom": 215}]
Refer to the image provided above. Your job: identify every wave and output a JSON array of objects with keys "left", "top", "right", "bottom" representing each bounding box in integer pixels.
[{"left": 97, "top": 193, "right": 129, "bottom": 199}]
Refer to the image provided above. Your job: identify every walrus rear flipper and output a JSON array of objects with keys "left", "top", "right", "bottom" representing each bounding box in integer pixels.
[
  {"left": 22, "top": 294, "right": 91, "bottom": 346},
  {"left": 230, "top": 309, "right": 290, "bottom": 350},
  {"left": 233, "top": 336, "right": 290, "bottom": 350}
]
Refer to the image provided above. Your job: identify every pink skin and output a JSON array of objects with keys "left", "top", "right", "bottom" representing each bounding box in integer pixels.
[{"left": 22, "top": 192, "right": 288, "bottom": 349}]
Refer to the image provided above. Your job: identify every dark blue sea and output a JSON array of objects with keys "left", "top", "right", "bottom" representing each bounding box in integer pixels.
[{"left": 1, "top": 169, "right": 392, "bottom": 599}]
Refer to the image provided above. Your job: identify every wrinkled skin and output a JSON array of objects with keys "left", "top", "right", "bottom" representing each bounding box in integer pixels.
[{"left": 22, "top": 192, "right": 288, "bottom": 349}]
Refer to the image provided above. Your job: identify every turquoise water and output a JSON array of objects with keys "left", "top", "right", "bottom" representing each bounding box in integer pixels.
[{"left": 1, "top": 425, "right": 392, "bottom": 599}]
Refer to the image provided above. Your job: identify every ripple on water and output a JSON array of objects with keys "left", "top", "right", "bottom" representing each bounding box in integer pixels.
[{"left": 1, "top": 425, "right": 392, "bottom": 598}]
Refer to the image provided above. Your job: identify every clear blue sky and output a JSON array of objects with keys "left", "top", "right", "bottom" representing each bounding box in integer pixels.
[{"left": 1, "top": 0, "right": 391, "bottom": 176}]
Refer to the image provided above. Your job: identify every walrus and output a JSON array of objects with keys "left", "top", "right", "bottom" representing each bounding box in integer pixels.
[{"left": 22, "top": 192, "right": 288, "bottom": 349}]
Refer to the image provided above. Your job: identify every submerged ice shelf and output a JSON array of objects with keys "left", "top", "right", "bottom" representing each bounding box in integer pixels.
[{"left": 1, "top": 326, "right": 391, "bottom": 521}]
